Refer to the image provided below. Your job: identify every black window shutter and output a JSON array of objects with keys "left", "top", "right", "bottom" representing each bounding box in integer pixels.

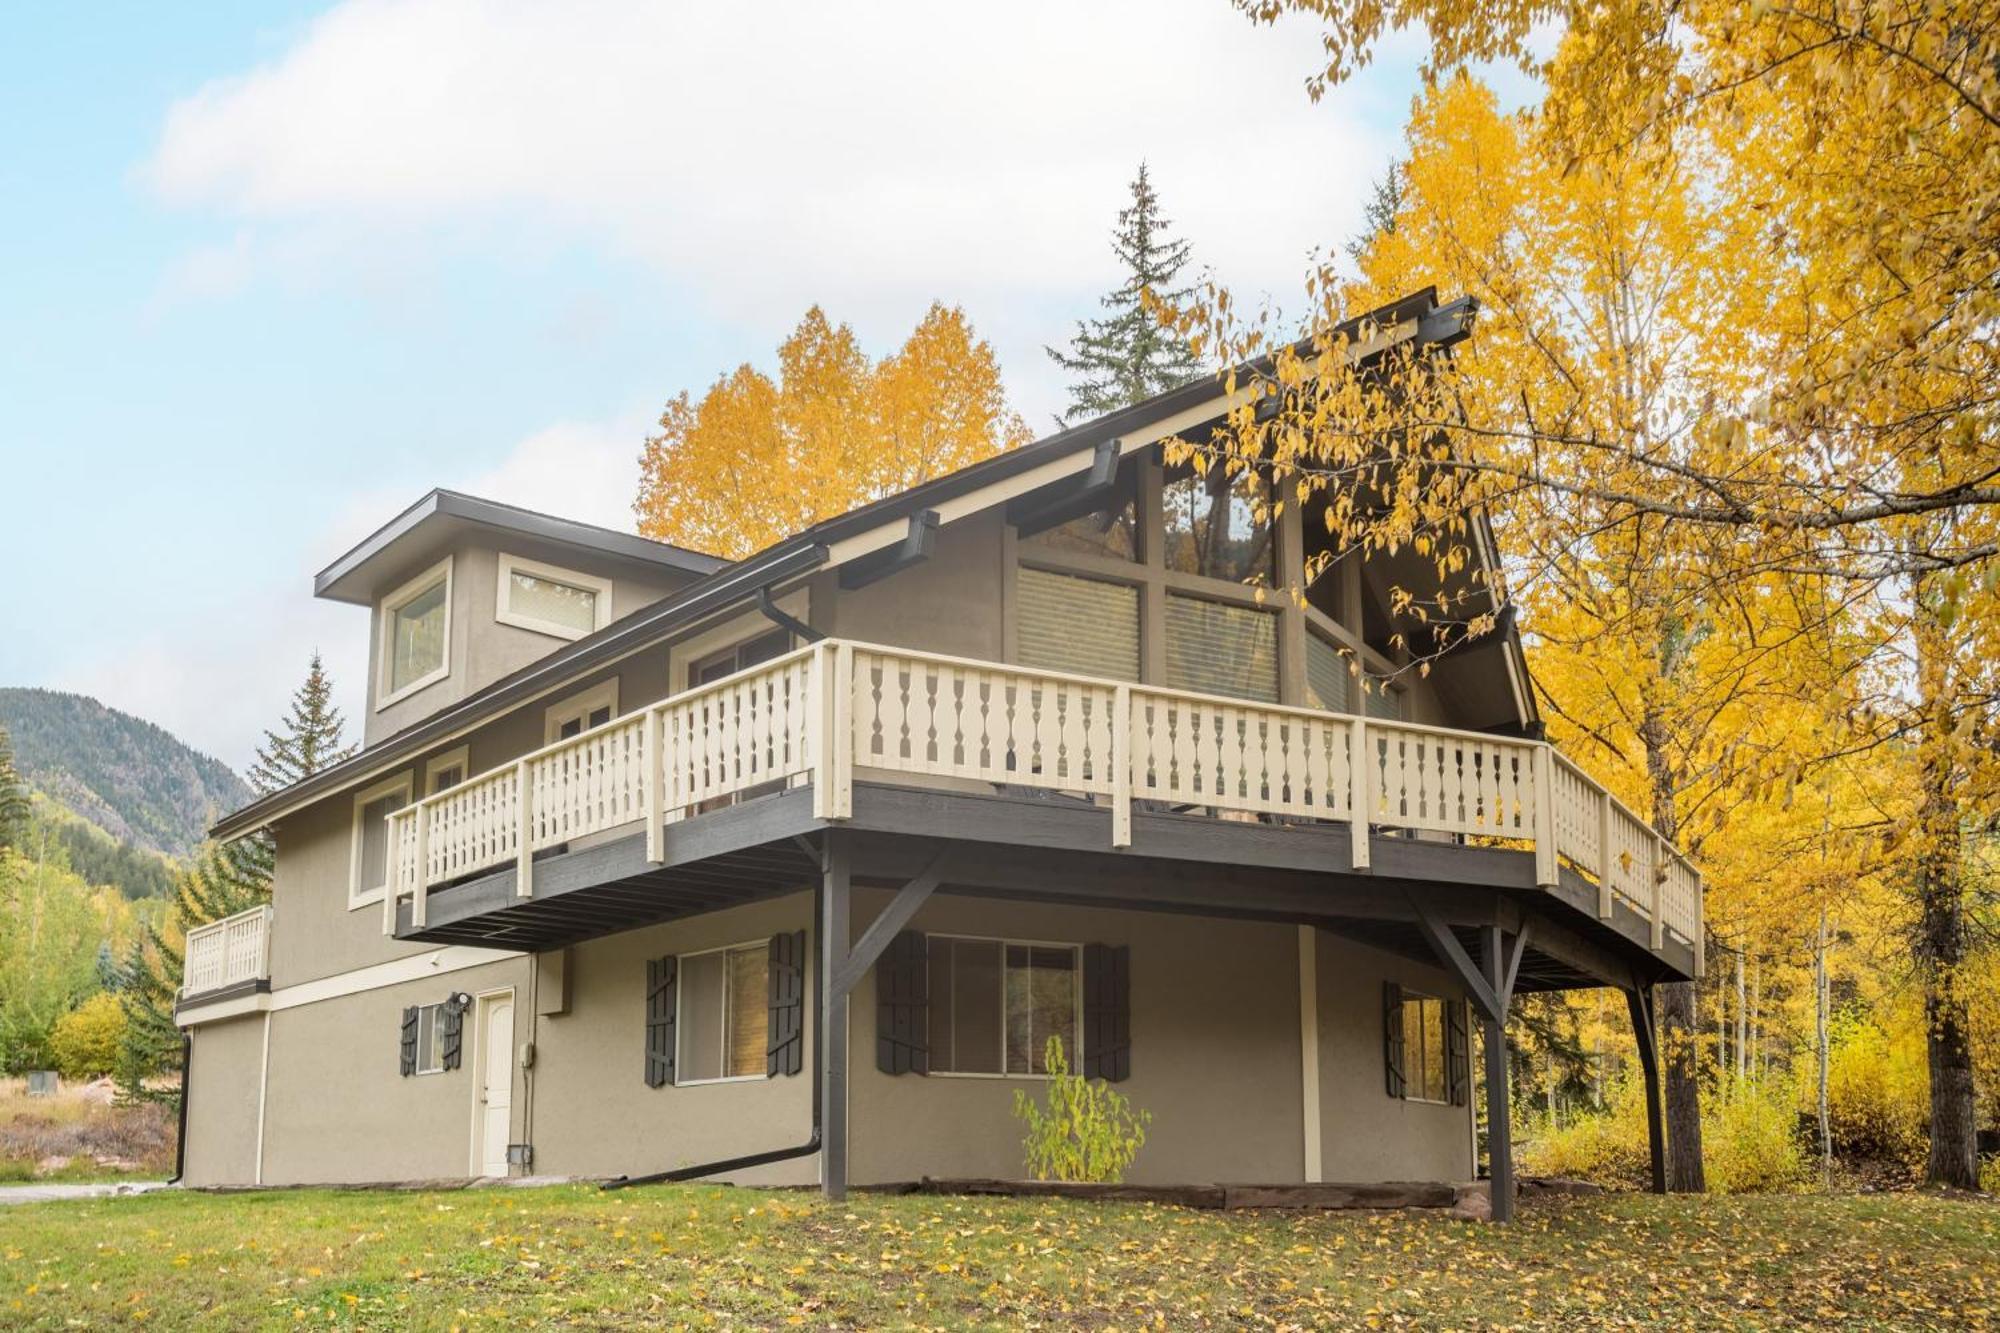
[
  {"left": 1383, "top": 981, "right": 1406, "bottom": 1099},
  {"left": 645, "top": 956, "right": 678, "bottom": 1088},
  {"left": 875, "top": 929, "right": 929, "bottom": 1075},
  {"left": 399, "top": 1005, "right": 419, "bottom": 1077},
  {"left": 441, "top": 998, "right": 466, "bottom": 1072},
  {"left": 767, "top": 930, "right": 806, "bottom": 1077},
  {"left": 1081, "top": 943, "right": 1131, "bottom": 1082},
  {"left": 1446, "top": 998, "right": 1470, "bottom": 1106}
]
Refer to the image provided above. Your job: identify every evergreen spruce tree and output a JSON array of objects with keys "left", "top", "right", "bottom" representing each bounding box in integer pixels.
[
  {"left": 1346, "top": 161, "right": 1404, "bottom": 263},
  {"left": 0, "top": 722, "right": 30, "bottom": 852},
  {"left": 116, "top": 656, "right": 349, "bottom": 1104},
  {"left": 249, "top": 652, "right": 354, "bottom": 792},
  {"left": 1046, "top": 163, "right": 1205, "bottom": 423}
]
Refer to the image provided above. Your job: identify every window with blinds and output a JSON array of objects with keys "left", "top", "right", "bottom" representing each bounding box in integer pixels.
[
  {"left": 677, "top": 943, "right": 769, "bottom": 1082},
  {"left": 1305, "top": 631, "right": 1350, "bottom": 713},
  {"left": 1164, "top": 594, "right": 1278, "bottom": 703},
  {"left": 1017, "top": 568, "right": 1139, "bottom": 680},
  {"left": 1364, "top": 674, "right": 1407, "bottom": 721}
]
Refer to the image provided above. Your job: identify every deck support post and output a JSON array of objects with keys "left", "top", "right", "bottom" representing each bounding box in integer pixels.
[
  {"left": 1626, "top": 984, "right": 1667, "bottom": 1194},
  {"left": 1480, "top": 925, "right": 1516, "bottom": 1224},
  {"left": 819, "top": 830, "right": 851, "bottom": 1201}
]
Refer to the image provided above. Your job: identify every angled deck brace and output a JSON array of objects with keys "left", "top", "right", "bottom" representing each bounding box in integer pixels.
[
  {"left": 828, "top": 845, "right": 952, "bottom": 1001},
  {"left": 1626, "top": 982, "right": 1667, "bottom": 1194}
]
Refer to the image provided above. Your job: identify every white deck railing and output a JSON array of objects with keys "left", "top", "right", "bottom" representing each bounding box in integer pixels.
[
  {"left": 182, "top": 904, "right": 273, "bottom": 997},
  {"left": 383, "top": 640, "right": 1703, "bottom": 969}
]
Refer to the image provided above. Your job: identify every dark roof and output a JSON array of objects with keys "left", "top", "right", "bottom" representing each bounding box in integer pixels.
[
  {"left": 211, "top": 287, "right": 1475, "bottom": 841},
  {"left": 314, "top": 489, "right": 726, "bottom": 605}
]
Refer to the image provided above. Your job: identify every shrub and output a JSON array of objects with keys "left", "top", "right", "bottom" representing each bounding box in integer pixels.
[
  {"left": 1706, "top": 1079, "right": 1808, "bottom": 1193},
  {"left": 1519, "top": 1075, "right": 1807, "bottom": 1193},
  {"left": 1517, "top": 1079, "right": 1652, "bottom": 1187},
  {"left": 48, "top": 993, "right": 126, "bottom": 1081},
  {"left": 1981, "top": 1154, "right": 2000, "bottom": 1196},
  {"left": 1012, "top": 1036, "right": 1151, "bottom": 1183},
  {"left": 1821, "top": 1013, "right": 1929, "bottom": 1167}
]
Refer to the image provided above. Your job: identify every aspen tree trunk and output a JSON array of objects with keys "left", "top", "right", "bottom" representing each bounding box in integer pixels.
[
  {"left": 1913, "top": 587, "right": 1979, "bottom": 1189},
  {"left": 1816, "top": 909, "right": 1831, "bottom": 1190},
  {"left": 1641, "top": 702, "right": 1705, "bottom": 1192},
  {"left": 1735, "top": 952, "right": 1747, "bottom": 1083}
]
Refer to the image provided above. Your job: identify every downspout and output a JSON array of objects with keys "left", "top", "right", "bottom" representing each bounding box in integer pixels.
[
  {"left": 167, "top": 1031, "right": 192, "bottom": 1186},
  {"left": 604, "top": 866, "right": 825, "bottom": 1189}
]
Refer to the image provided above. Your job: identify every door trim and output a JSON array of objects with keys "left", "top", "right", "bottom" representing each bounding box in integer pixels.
[{"left": 470, "top": 987, "right": 516, "bottom": 1178}]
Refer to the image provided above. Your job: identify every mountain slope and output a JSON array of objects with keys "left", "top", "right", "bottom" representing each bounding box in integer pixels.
[{"left": 0, "top": 688, "right": 251, "bottom": 859}]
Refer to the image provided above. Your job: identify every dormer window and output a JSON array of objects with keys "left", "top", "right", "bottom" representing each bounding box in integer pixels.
[
  {"left": 378, "top": 557, "right": 453, "bottom": 707},
  {"left": 496, "top": 553, "right": 613, "bottom": 641}
]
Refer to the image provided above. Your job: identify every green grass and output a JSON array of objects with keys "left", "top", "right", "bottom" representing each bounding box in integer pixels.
[{"left": 1, "top": 1184, "right": 1994, "bottom": 1329}]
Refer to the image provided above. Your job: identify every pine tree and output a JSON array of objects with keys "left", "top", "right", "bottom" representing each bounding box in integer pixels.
[
  {"left": 1345, "top": 161, "right": 1404, "bottom": 264},
  {"left": 116, "top": 656, "right": 349, "bottom": 1104},
  {"left": 248, "top": 652, "right": 353, "bottom": 794},
  {"left": 0, "top": 722, "right": 29, "bottom": 852},
  {"left": 1046, "top": 163, "right": 1205, "bottom": 423}
]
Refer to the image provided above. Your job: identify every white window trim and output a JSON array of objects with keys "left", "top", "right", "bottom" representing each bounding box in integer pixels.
[
  {"left": 1401, "top": 989, "right": 1450, "bottom": 1106},
  {"left": 925, "top": 933, "right": 1082, "bottom": 1081},
  {"left": 495, "top": 551, "right": 614, "bottom": 642},
  {"left": 674, "top": 938, "right": 772, "bottom": 1087},
  {"left": 542, "top": 678, "right": 620, "bottom": 745},
  {"left": 348, "top": 771, "right": 414, "bottom": 911},
  {"left": 376, "top": 556, "right": 454, "bottom": 710},
  {"left": 425, "top": 746, "right": 470, "bottom": 795},
  {"left": 412, "top": 1002, "right": 445, "bottom": 1077}
]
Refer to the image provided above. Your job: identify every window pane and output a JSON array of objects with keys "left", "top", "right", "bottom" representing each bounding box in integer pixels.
[
  {"left": 1401, "top": 999, "right": 1425, "bottom": 1100},
  {"left": 358, "top": 790, "right": 407, "bottom": 892},
  {"left": 725, "top": 945, "right": 768, "bottom": 1078},
  {"left": 390, "top": 578, "right": 448, "bottom": 692},
  {"left": 936, "top": 939, "right": 1002, "bottom": 1074},
  {"left": 1306, "top": 632, "right": 1350, "bottom": 713},
  {"left": 432, "top": 765, "right": 463, "bottom": 793},
  {"left": 1421, "top": 998, "right": 1448, "bottom": 1102},
  {"left": 1021, "top": 495, "right": 1139, "bottom": 561},
  {"left": 1365, "top": 675, "right": 1404, "bottom": 721},
  {"left": 1164, "top": 595, "right": 1279, "bottom": 703},
  {"left": 509, "top": 570, "right": 597, "bottom": 635},
  {"left": 1005, "top": 944, "right": 1078, "bottom": 1075},
  {"left": 1016, "top": 568, "right": 1139, "bottom": 681},
  {"left": 927, "top": 936, "right": 956, "bottom": 1071},
  {"left": 678, "top": 950, "right": 725, "bottom": 1082},
  {"left": 1162, "top": 465, "right": 1275, "bottom": 586},
  {"left": 416, "top": 1004, "right": 440, "bottom": 1074}
]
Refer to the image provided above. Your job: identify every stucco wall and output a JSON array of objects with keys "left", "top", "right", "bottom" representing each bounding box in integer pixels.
[
  {"left": 825, "top": 510, "right": 1006, "bottom": 661},
  {"left": 255, "top": 956, "right": 531, "bottom": 1186},
  {"left": 364, "top": 537, "right": 695, "bottom": 747},
  {"left": 181, "top": 1014, "right": 265, "bottom": 1187},
  {"left": 1315, "top": 930, "right": 1476, "bottom": 1182},
  {"left": 529, "top": 893, "right": 818, "bottom": 1186}
]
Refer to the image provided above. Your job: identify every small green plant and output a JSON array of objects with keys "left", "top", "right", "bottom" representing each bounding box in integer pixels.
[{"left": 1011, "top": 1035, "right": 1151, "bottom": 1183}]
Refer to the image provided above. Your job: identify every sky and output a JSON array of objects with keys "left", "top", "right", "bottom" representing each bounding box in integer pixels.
[{"left": 0, "top": 0, "right": 1516, "bottom": 775}]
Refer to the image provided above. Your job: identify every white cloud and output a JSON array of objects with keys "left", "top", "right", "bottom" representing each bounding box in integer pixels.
[{"left": 146, "top": 0, "right": 1400, "bottom": 380}]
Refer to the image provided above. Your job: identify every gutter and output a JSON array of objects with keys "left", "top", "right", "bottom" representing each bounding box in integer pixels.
[{"left": 603, "top": 855, "right": 826, "bottom": 1190}]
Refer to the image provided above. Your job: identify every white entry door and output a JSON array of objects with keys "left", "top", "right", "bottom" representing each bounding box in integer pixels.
[{"left": 477, "top": 996, "right": 514, "bottom": 1177}]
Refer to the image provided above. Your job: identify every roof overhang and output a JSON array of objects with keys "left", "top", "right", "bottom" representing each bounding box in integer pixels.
[{"left": 314, "top": 490, "right": 725, "bottom": 605}]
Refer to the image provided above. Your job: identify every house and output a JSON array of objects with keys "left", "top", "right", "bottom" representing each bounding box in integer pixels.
[{"left": 177, "top": 289, "right": 1700, "bottom": 1220}]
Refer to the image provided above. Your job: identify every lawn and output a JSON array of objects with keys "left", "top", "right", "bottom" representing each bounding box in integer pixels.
[{"left": 1, "top": 1184, "right": 1994, "bottom": 1329}]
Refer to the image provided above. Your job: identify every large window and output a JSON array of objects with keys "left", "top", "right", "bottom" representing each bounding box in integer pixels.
[
  {"left": 348, "top": 772, "right": 412, "bottom": 908},
  {"left": 380, "top": 558, "right": 452, "bottom": 704},
  {"left": 1164, "top": 595, "right": 1278, "bottom": 703},
  {"left": 1400, "top": 992, "right": 1448, "bottom": 1103},
  {"left": 1019, "top": 474, "right": 1139, "bottom": 562},
  {"left": 1162, "top": 462, "right": 1275, "bottom": 587},
  {"left": 928, "top": 936, "right": 1079, "bottom": 1076},
  {"left": 1016, "top": 568, "right": 1139, "bottom": 681},
  {"left": 677, "top": 942, "right": 769, "bottom": 1083},
  {"left": 497, "top": 553, "right": 611, "bottom": 641}
]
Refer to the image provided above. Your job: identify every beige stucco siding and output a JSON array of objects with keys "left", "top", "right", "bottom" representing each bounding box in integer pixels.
[
  {"left": 252, "top": 957, "right": 531, "bottom": 1186},
  {"left": 848, "top": 890, "right": 1311, "bottom": 1186},
  {"left": 528, "top": 894, "right": 817, "bottom": 1186},
  {"left": 822, "top": 510, "right": 1006, "bottom": 661},
  {"left": 1315, "top": 930, "right": 1476, "bottom": 1182},
  {"left": 182, "top": 1014, "right": 265, "bottom": 1187}
]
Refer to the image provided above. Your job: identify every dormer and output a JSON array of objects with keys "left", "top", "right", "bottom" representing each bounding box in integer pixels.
[{"left": 315, "top": 490, "right": 725, "bottom": 746}]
